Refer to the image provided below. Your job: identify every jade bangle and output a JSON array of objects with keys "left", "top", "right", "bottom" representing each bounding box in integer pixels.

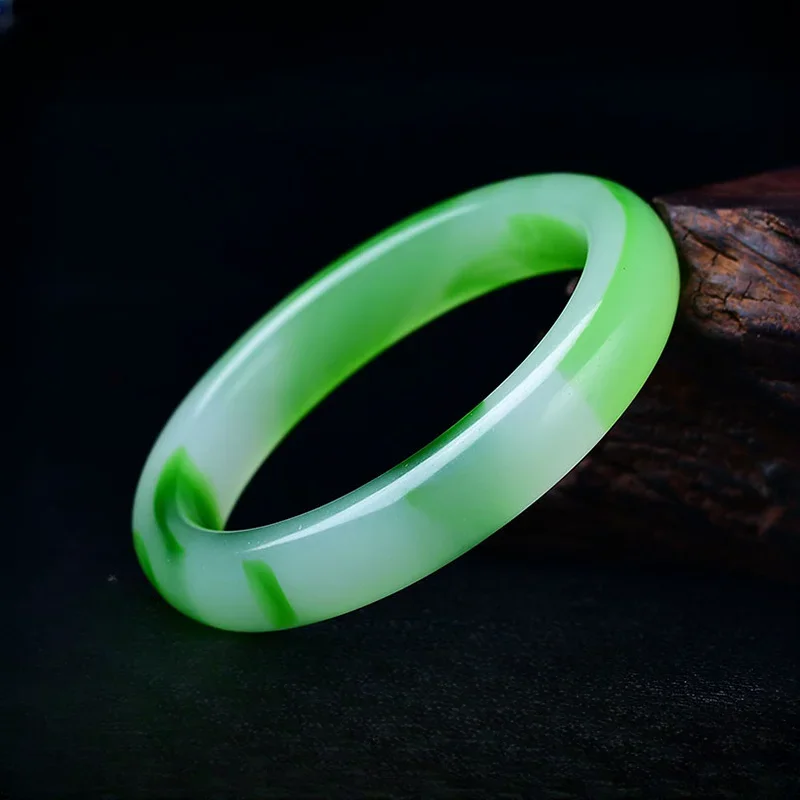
[{"left": 132, "top": 173, "right": 679, "bottom": 632}]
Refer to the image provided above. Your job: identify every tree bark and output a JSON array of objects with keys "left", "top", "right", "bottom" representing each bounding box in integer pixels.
[{"left": 494, "top": 168, "right": 800, "bottom": 582}]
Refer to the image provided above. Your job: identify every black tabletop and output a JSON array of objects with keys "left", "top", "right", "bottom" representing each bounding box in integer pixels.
[
  {"left": 7, "top": 548, "right": 800, "bottom": 799},
  {"left": 5, "top": 15, "right": 799, "bottom": 798}
]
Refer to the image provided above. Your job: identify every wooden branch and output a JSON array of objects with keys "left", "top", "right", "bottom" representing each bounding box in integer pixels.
[{"left": 493, "top": 168, "right": 800, "bottom": 581}]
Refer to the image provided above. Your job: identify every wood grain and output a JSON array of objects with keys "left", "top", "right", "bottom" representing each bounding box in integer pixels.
[{"left": 493, "top": 168, "right": 800, "bottom": 581}]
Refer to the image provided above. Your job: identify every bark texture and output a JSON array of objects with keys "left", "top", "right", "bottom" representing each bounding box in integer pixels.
[{"left": 494, "top": 168, "right": 800, "bottom": 582}]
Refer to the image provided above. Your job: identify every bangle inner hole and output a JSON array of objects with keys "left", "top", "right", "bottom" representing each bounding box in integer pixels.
[{"left": 227, "top": 269, "right": 580, "bottom": 530}]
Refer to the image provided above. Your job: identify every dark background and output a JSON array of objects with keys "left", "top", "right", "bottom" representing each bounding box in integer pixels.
[{"left": 4, "top": 6, "right": 800, "bottom": 798}]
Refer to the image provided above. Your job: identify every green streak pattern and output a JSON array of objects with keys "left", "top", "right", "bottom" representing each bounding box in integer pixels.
[
  {"left": 242, "top": 560, "right": 299, "bottom": 629},
  {"left": 132, "top": 530, "right": 158, "bottom": 591},
  {"left": 445, "top": 213, "right": 588, "bottom": 302},
  {"left": 153, "top": 447, "right": 222, "bottom": 558}
]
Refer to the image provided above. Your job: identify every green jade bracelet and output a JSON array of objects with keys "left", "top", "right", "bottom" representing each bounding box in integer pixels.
[{"left": 132, "top": 173, "right": 679, "bottom": 632}]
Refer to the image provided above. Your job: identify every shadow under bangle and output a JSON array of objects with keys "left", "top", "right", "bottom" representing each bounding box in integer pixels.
[{"left": 132, "top": 173, "right": 679, "bottom": 632}]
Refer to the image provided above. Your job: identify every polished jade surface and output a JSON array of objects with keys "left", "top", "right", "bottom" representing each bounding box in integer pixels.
[{"left": 132, "top": 173, "right": 679, "bottom": 631}]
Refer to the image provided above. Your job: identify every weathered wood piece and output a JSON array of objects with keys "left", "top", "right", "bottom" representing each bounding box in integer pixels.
[{"left": 495, "top": 168, "right": 800, "bottom": 581}]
